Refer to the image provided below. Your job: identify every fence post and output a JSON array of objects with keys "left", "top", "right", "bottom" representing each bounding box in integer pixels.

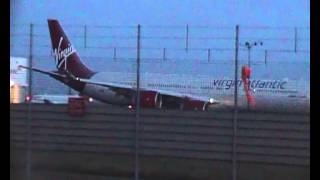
[
  {"left": 84, "top": 25, "right": 87, "bottom": 48},
  {"left": 134, "top": 24, "right": 141, "bottom": 180},
  {"left": 186, "top": 24, "right": 189, "bottom": 52},
  {"left": 264, "top": 50, "right": 268, "bottom": 66},
  {"left": 26, "top": 23, "right": 34, "bottom": 180},
  {"left": 294, "top": 27, "right": 298, "bottom": 53},
  {"left": 233, "top": 25, "right": 240, "bottom": 180},
  {"left": 208, "top": 48, "right": 211, "bottom": 62},
  {"left": 113, "top": 47, "right": 117, "bottom": 61}
]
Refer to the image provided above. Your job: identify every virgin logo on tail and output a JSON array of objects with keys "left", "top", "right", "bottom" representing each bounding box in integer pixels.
[{"left": 52, "top": 37, "right": 76, "bottom": 70}]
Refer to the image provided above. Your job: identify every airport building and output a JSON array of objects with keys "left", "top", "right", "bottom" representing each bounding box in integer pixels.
[{"left": 10, "top": 57, "right": 28, "bottom": 103}]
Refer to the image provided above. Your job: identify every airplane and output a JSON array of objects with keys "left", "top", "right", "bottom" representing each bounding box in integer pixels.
[{"left": 20, "top": 19, "right": 309, "bottom": 111}]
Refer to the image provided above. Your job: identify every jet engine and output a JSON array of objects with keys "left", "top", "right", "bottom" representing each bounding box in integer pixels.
[
  {"left": 137, "top": 91, "right": 162, "bottom": 108},
  {"left": 131, "top": 92, "right": 210, "bottom": 111},
  {"left": 182, "top": 99, "right": 208, "bottom": 111}
]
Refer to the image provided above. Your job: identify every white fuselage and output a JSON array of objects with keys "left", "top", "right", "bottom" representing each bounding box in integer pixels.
[{"left": 82, "top": 71, "right": 310, "bottom": 108}]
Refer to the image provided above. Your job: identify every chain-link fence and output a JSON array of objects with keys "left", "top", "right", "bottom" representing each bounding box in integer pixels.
[
  {"left": 10, "top": 23, "right": 310, "bottom": 180},
  {"left": 10, "top": 23, "right": 310, "bottom": 98}
]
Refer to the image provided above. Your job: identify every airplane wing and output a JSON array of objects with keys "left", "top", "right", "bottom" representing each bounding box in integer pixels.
[
  {"left": 78, "top": 78, "right": 220, "bottom": 104},
  {"left": 19, "top": 66, "right": 67, "bottom": 79}
]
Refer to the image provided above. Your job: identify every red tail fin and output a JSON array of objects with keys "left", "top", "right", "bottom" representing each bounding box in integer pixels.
[{"left": 48, "top": 19, "right": 94, "bottom": 78}]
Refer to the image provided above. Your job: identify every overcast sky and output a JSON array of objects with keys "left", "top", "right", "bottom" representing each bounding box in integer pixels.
[
  {"left": 10, "top": 0, "right": 310, "bottom": 95},
  {"left": 11, "top": 0, "right": 309, "bottom": 27}
]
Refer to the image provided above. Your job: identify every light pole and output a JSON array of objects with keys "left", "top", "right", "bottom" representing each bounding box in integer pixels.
[{"left": 243, "top": 41, "right": 263, "bottom": 68}]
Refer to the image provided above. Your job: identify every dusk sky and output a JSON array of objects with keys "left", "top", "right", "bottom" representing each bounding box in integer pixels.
[
  {"left": 11, "top": 0, "right": 309, "bottom": 27},
  {"left": 10, "top": 0, "right": 310, "bottom": 94}
]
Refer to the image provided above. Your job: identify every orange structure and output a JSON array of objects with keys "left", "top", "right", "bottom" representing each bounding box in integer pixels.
[{"left": 241, "top": 66, "right": 256, "bottom": 108}]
